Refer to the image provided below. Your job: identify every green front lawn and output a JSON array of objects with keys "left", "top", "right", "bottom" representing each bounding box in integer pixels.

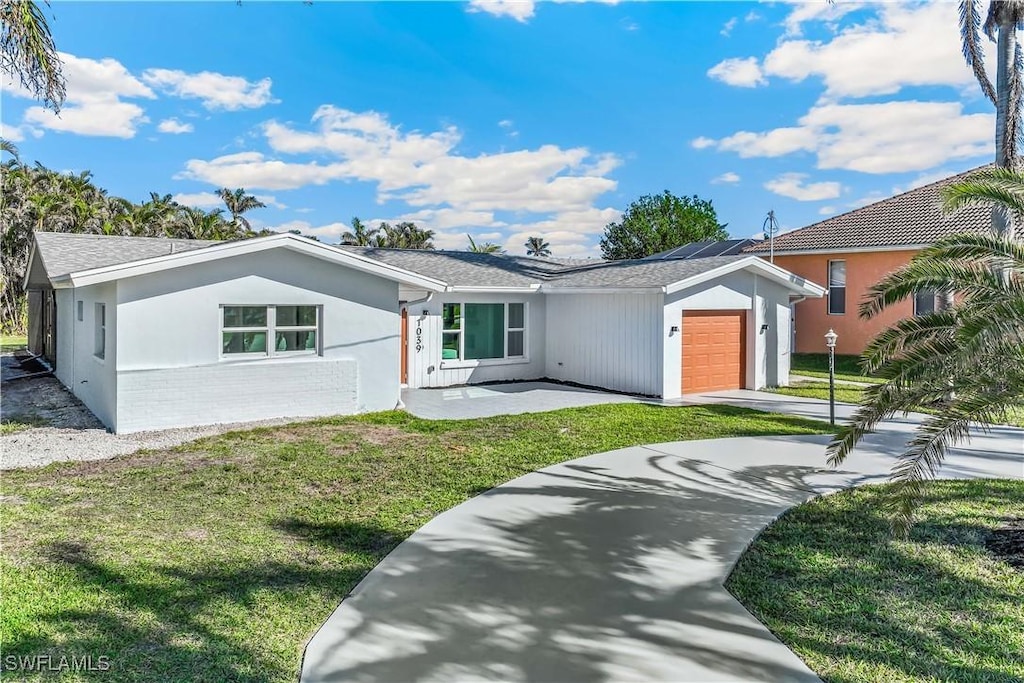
[
  {"left": 791, "top": 353, "right": 884, "bottom": 384},
  {"left": 1, "top": 334, "right": 27, "bottom": 353},
  {"left": 1, "top": 404, "right": 830, "bottom": 682},
  {"left": 727, "top": 480, "right": 1024, "bottom": 683},
  {"left": 767, "top": 381, "right": 1024, "bottom": 428}
]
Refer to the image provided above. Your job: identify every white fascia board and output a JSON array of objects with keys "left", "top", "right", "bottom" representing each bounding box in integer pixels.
[
  {"left": 22, "top": 240, "right": 39, "bottom": 290},
  {"left": 445, "top": 284, "right": 542, "bottom": 293},
  {"left": 56, "top": 234, "right": 448, "bottom": 291},
  {"left": 746, "top": 244, "right": 926, "bottom": 257},
  {"left": 665, "top": 257, "right": 826, "bottom": 297},
  {"left": 541, "top": 286, "right": 666, "bottom": 295}
]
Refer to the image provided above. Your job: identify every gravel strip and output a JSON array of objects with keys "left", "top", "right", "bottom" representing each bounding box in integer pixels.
[{"left": 1, "top": 416, "right": 311, "bottom": 470}]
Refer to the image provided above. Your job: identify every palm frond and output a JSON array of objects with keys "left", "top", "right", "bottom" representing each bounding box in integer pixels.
[{"left": 960, "top": 0, "right": 998, "bottom": 104}]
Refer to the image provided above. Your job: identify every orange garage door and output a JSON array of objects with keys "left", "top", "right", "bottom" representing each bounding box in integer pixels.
[{"left": 681, "top": 311, "right": 746, "bottom": 393}]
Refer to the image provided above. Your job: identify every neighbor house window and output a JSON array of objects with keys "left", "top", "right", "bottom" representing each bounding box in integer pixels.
[
  {"left": 914, "top": 290, "right": 948, "bottom": 316},
  {"left": 441, "top": 302, "right": 527, "bottom": 361},
  {"left": 827, "top": 260, "right": 846, "bottom": 315},
  {"left": 94, "top": 303, "right": 106, "bottom": 359},
  {"left": 222, "top": 305, "right": 318, "bottom": 356}
]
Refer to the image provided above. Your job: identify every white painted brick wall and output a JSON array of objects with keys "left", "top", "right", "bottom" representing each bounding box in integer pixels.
[{"left": 115, "top": 358, "right": 358, "bottom": 433}]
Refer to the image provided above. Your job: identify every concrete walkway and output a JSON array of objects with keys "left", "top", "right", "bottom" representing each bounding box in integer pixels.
[{"left": 302, "top": 392, "right": 1023, "bottom": 683}]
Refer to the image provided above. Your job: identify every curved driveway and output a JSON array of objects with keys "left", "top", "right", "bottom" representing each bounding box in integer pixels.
[{"left": 301, "top": 392, "right": 1024, "bottom": 683}]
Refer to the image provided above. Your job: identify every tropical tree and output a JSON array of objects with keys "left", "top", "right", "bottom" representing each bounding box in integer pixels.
[
  {"left": 216, "top": 187, "right": 266, "bottom": 233},
  {"left": 340, "top": 217, "right": 377, "bottom": 246},
  {"left": 466, "top": 234, "right": 504, "bottom": 254},
  {"left": 600, "top": 191, "right": 728, "bottom": 260},
  {"left": 525, "top": 236, "right": 551, "bottom": 257},
  {"left": 0, "top": 0, "right": 64, "bottom": 113},
  {"left": 960, "top": 0, "right": 1023, "bottom": 238},
  {"left": 370, "top": 221, "right": 435, "bottom": 249},
  {"left": 826, "top": 168, "right": 1024, "bottom": 535}
]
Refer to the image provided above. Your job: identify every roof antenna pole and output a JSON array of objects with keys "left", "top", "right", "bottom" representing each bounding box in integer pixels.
[{"left": 762, "top": 210, "right": 779, "bottom": 264}]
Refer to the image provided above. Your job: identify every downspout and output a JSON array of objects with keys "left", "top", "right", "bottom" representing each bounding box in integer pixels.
[{"left": 395, "top": 292, "right": 434, "bottom": 409}]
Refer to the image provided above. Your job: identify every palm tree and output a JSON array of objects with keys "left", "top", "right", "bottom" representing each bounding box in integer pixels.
[
  {"left": 340, "top": 217, "right": 377, "bottom": 246},
  {"left": 826, "top": 168, "right": 1024, "bottom": 535},
  {"left": 960, "top": 0, "right": 1023, "bottom": 238},
  {"left": 0, "top": 0, "right": 65, "bottom": 113},
  {"left": 466, "top": 234, "right": 504, "bottom": 254},
  {"left": 216, "top": 187, "right": 266, "bottom": 233},
  {"left": 371, "top": 221, "right": 435, "bottom": 249},
  {"left": 176, "top": 206, "right": 234, "bottom": 241},
  {"left": 525, "top": 236, "right": 551, "bottom": 257}
]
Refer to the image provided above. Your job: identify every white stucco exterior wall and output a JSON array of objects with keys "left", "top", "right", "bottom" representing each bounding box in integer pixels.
[
  {"left": 405, "top": 292, "right": 546, "bottom": 388},
  {"left": 111, "top": 249, "right": 402, "bottom": 433},
  {"left": 54, "top": 282, "right": 118, "bottom": 428},
  {"left": 544, "top": 292, "right": 664, "bottom": 396}
]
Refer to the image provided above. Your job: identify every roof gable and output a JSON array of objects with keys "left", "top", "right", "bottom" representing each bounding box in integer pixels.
[{"left": 743, "top": 166, "right": 1003, "bottom": 254}]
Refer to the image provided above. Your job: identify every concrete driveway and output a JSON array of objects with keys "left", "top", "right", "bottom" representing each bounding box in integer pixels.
[
  {"left": 301, "top": 392, "right": 1023, "bottom": 683},
  {"left": 401, "top": 382, "right": 642, "bottom": 420}
]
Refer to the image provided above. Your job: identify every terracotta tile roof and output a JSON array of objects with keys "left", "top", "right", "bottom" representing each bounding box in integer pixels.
[{"left": 743, "top": 166, "right": 1007, "bottom": 254}]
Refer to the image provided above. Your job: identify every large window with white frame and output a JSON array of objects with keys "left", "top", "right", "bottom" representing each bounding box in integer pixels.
[
  {"left": 441, "top": 302, "right": 526, "bottom": 361},
  {"left": 221, "top": 305, "right": 319, "bottom": 357},
  {"left": 827, "top": 260, "right": 846, "bottom": 315}
]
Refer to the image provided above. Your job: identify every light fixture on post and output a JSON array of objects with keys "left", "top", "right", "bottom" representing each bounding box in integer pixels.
[{"left": 824, "top": 328, "right": 838, "bottom": 425}]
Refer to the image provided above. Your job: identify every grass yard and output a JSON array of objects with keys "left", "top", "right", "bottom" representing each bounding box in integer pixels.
[
  {"left": 727, "top": 479, "right": 1024, "bottom": 683},
  {"left": 791, "top": 353, "right": 883, "bottom": 384},
  {"left": 766, "top": 381, "right": 1024, "bottom": 428},
  {"left": 0, "top": 403, "right": 830, "bottom": 682},
  {"left": 1, "top": 334, "right": 27, "bottom": 353}
]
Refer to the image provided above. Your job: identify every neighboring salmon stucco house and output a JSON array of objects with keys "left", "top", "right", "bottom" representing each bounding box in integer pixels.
[
  {"left": 25, "top": 231, "right": 823, "bottom": 433},
  {"left": 743, "top": 168, "right": 997, "bottom": 356}
]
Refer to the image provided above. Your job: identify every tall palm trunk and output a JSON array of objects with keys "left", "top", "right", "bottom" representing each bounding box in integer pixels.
[{"left": 993, "top": 10, "right": 1018, "bottom": 240}]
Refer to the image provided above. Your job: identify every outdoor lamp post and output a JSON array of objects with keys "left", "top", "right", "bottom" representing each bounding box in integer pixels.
[{"left": 824, "top": 328, "right": 838, "bottom": 425}]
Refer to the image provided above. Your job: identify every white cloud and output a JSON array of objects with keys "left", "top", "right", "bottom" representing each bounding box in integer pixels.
[
  {"left": 172, "top": 192, "right": 222, "bottom": 208},
  {"left": 157, "top": 118, "right": 194, "bottom": 134},
  {"left": 1, "top": 121, "right": 25, "bottom": 142},
  {"left": 17, "top": 53, "right": 154, "bottom": 138},
  {"left": 690, "top": 136, "right": 716, "bottom": 150},
  {"left": 255, "top": 194, "right": 287, "bottom": 209},
  {"left": 468, "top": 0, "right": 619, "bottom": 23},
  {"left": 707, "top": 57, "right": 766, "bottom": 88},
  {"left": 711, "top": 171, "right": 741, "bottom": 184},
  {"left": 264, "top": 219, "right": 350, "bottom": 242},
  {"left": 764, "top": 173, "right": 842, "bottom": 201},
  {"left": 720, "top": 17, "right": 737, "bottom": 37},
  {"left": 467, "top": 0, "right": 536, "bottom": 22},
  {"left": 818, "top": 205, "right": 837, "bottom": 215},
  {"left": 183, "top": 105, "right": 620, "bottom": 216},
  {"left": 142, "top": 68, "right": 277, "bottom": 110},
  {"left": 711, "top": 101, "right": 992, "bottom": 174},
  {"left": 782, "top": 0, "right": 863, "bottom": 38},
  {"left": 764, "top": 3, "right": 982, "bottom": 99}
]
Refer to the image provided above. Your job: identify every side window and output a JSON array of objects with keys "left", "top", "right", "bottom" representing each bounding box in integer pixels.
[
  {"left": 94, "top": 303, "right": 106, "bottom": 359},
  {"left": 828, "top": 260, "right": 846, "bottom": 315}
]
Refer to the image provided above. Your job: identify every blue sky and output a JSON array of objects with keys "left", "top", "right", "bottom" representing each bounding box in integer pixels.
[{"left": 0, "top": 1, "right": 997, "bottom": 256}]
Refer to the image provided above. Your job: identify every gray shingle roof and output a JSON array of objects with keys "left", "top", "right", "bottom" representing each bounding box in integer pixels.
[
  {"left": 545, "top": 255, "right": 748, "bottom": 288},
  {"left": 340, "top": 247, "right": 566, "bottom": 287},
  {"left": 31, "top": 232, "right": 795, "bottom": 292},
  {"left": 743, "top": 166, "right": 1003, "bottom": 254},
  {"left": 33, "top": 232, "right": 219, "bottom": 280}
]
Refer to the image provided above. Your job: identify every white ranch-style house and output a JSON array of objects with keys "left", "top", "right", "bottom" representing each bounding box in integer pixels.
[{"left": 25, "top": 232, "right": 824, "bottom": 433}]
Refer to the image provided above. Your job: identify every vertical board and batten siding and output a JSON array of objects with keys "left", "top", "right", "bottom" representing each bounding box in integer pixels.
[
  {"left": 111, "top": 249, "right": 400, "bottom": 433},
  {"left": 54, "top": 282, "right": 118, "bottom": 428},
  {"left": 662, "top": 271, "right": 794, "bottom": 399},
  {"left": 544, "top": 293, "right": 663, "bottom": 396},
  {"left": 405, "top": 292, "right": 546, "bottom": 389}
]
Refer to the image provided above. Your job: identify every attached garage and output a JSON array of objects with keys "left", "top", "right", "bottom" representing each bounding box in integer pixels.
[{"left": 680, "top": 310, "right": 746, "bottom": 393}]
